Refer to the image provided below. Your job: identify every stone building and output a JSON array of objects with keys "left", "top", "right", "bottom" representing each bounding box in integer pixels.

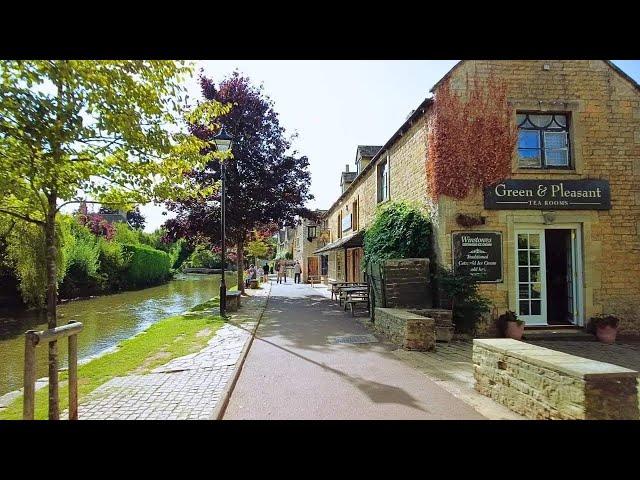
[
  {"left": 291, "top": 210, "right": 328, "bottom": 282},
  {"left": 318, "top": 60, "right": 640, "bottom": 335}
]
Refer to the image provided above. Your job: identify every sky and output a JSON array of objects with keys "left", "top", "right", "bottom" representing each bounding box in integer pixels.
[{"left": 139, "top": 59, "right": 640, "bottom": 232}]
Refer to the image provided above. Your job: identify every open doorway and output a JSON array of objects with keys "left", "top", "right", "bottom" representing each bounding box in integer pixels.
[{"left": 545, "top": 229, "right": 574, "bottom": 325}]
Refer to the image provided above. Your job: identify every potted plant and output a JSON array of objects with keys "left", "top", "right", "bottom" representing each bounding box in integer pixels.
[
  {"left": 589, "top": 315, "right": 620, "bottom": 344},
  {"left": 498, "top": 310, "right": 525, "bottom": 340}
]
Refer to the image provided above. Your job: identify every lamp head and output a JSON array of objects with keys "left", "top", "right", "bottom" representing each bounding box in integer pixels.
[{"left": 213, "top": 125, "right": 234, "bottom": 153}]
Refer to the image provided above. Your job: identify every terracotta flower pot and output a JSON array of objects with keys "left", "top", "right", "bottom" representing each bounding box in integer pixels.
[
  {"left": 596, "top": 325, "right": 617, "bottom": 344},
  {"left": 505, "top": 321, "right": 525, "bottom": 340}
]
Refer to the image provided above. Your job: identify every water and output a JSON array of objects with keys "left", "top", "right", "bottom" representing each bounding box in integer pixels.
[{"left": 0, "top": 274, "right": 235, "bottom": 396}]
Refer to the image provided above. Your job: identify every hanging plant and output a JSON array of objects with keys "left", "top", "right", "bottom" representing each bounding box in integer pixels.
[{"left": 427, "top": 73, "right": 518, "bottom": 200}]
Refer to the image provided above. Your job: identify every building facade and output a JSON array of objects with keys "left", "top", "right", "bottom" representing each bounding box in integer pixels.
[{"left": 319, "top": 60, "right": 640, "bottom": 334}]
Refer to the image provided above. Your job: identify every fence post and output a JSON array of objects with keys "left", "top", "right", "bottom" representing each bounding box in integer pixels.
[
  {"left": 23, "top": 330, "right": 39, "bottom": 420},
  {"left": 67, "top": 321, "right": 79, "bottom": 421}
]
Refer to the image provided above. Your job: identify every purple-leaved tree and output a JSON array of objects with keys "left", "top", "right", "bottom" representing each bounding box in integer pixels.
[{"left": 165, "top": 71, "right": 313, "bottom": 293}]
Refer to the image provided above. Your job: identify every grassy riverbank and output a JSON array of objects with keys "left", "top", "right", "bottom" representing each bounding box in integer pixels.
[{"left": 0, "top": 296, "right": 226, "bottom": 420}]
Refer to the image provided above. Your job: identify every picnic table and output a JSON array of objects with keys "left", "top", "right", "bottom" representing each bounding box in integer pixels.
[
  {"left": 329, "top": 281, "right": 366, "bottom": 301},
  {"left": 339, "top": 286, "right": 370, "bottom": 316},
  {"left": 337, "top": 285, "right": 368, "bottom": 306}
]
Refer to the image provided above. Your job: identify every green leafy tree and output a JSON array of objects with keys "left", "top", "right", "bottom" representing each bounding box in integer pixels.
[
  {"left": 245, "top": 230, "right": 269, "bottom": 264},
  {"left": 0, "top": 60, "right": 228, "bottom": 419}
]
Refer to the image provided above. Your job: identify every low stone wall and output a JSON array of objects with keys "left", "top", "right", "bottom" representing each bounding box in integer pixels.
[
  {"left": 374, "top": 308, "right": 435, "bottom": 351},
  {"left": 473, "top": 339, "right": 639, "bottom": 420},
  {"left": 408, "top": 309, "right": 454, "bottom": 342}
]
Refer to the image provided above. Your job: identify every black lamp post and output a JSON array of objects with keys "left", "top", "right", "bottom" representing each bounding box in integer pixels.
[{"left": 213, "top": 125, "right": 234, "bottom": 315}]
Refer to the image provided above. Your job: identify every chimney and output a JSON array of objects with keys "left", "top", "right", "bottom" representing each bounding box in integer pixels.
[{"left": 345, "top": 164, "right": 349, "bottom": 172}]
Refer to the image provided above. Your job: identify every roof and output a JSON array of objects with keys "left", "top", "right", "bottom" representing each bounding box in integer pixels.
[
  {"left": 357, "top": 145, "right": 383, "bottom": 158},
  {"left": 101, "top": 213, "right": 128, "bottom": 224},
  {"left": 431, "top": 60, "right": 640, "bottom": 94},
  {"left": 341, "top": 171, "right": 357, "bottom": 185},
  {"left": 313, "top": 230, "right": 365, "bottom": 254}
]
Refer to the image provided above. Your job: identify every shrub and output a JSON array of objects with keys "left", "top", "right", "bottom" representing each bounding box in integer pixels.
[
  {"left": 496, "top": 310, "right": 524, "bottom": 336},
  {"left": 363, "top": 202, "right": 432, "bottom": 269},
  {"left": 97, "top": 239, "right": 132, "bottom": 292},
  {"left": 3, "top": 218, "right": 66, "bottom": 307},
  {"left": 186, "top": 244, "right": 221, "bottom": 269},
  {"left": 587, "top": 315, "right": 620, "bottom": 332},
  {"left": 59, "top": 232, "right": 102, "bottom": 298},
  {"left": 435, "top": 266, "right": 491, "bottom": 334},
  {"left": 113, "top": 222, "right": 141, "bottom": 245},
  {"left": 122, "top": 243, "right": 172, "bottom": 288}
]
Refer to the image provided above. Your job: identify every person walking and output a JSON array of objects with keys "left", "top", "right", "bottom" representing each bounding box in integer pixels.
[
  {"left": 294, "top": 261, "right": 302, "bottom": 284},
  {"left": 263, "top": 262, "right": 270, "bottom": 282},
  {"left": 279, "top": 261, "right": 287, "bottom": 284},
  {"left": 276, "top": 261, "right": 283, "bottom": 284}
]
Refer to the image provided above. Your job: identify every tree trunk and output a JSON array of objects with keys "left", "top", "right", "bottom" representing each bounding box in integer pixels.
[
  {"left": 44, "top": 195, "right": 59, "bottom": 420},
  {"left": 237, "top": 236, "right": 245, "bottom": 295}
]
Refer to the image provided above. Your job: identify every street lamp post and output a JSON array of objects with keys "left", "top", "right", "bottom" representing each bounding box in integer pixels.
[{"left": 212, "top": 125, "right": 234, "bottom": 316}]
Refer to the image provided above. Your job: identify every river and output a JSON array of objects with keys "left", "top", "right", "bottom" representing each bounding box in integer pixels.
[{"left": 0, "top": 274, "right": 234, "bottom": 396}]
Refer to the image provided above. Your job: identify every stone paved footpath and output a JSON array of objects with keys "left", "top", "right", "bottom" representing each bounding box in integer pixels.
[{"left": 65, "top": 284, "right": 270, "bottom": 420}]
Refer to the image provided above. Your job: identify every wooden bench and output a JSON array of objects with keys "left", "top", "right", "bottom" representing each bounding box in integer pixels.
[
  {"left": 226, "top": 291, "right": 241, "bottom": 312},
  {"left": 473, "top": 338, "right": 640, "bottom": 420}
]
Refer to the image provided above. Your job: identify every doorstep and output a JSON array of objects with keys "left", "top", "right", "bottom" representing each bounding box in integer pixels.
[{"left": 522, "top": 326, "right": 595, "bottom": 341}]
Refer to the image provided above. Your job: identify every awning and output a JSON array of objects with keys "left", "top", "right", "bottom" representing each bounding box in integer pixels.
[{"left": 313, "top": 230, "right": 365, "bottom": 254}]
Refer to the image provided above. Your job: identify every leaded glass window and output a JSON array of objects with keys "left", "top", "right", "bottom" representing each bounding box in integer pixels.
[{"left": 517, "top": 112, "right": 570, "bottom": 168}]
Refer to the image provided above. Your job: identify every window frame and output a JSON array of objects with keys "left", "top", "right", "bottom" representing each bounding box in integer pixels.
[
  {"left": 516, "top": 111, "right": 572, "bottom": 170},
  {"left": 376, "top": 155, "right": 390, "bottom": 203},
  {"left": 307, "top": 225, "right": 317, "bottom": 239}
]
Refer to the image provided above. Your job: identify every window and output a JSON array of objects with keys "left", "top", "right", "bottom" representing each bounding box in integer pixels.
[
  {"left": 517, "top": 113, "right": 570, "bottom": 168},
  {"left": 352, "top": 199, "right": 359, "bottom": 231},
  {"left": 337, "top": 213, "right": 342, "bottom": 239},
  {"left": 321, "top": 255, "right": 328, "bottom": 275},
  {"left": 307, "top": 225, "right": 317, "bottom": 239},
  {"left": 377, "top": 156, "right": 389, "bottom": 203}
]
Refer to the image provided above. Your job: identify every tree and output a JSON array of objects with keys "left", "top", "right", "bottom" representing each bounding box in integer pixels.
[
  {"left": 245, "top": 230, "right": 269, "bottom": 265},
  {"left": 99, "top": 205, "right": 146, "bottom": 230},
  {"left": 0, "top": 60, "right": 227, "bottom": 419},
  {"left": 165, "top": 71, "right": 313, "bottom": 293}
]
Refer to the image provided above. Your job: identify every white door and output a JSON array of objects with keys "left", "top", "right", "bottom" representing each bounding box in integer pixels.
[{"left": 515, "top": 230, "right": 547, "bottom": 325}]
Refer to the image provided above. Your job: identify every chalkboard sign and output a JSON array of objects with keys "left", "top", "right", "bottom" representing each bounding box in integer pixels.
[
  {"left": 452, "top": 232, "right": 502, "bottom": 283},
  {"left": 484, "top": 179, "right": 611, "bottom": 210}
]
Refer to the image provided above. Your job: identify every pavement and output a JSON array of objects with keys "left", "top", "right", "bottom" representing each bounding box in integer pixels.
[
  {"left": 66, "top": 285, "right": 270, "bottom": 420},
  {"left": 223, "top": 280, "right": 487, "bottom": 420}
]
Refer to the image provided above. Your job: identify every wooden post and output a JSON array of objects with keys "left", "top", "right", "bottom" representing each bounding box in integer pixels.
[
  {"left": 67, "top": 321, "right": 79, "bottom": 420},
  {"left": 23, "top": 330, "right": 39, "bottom": 420}
]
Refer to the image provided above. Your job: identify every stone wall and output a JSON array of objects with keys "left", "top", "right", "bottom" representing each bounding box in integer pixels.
[
  {"left": 408, "top": 308, "right": 454, "bottom": 342},
  {"left": 380, "top": 258, "right": 432, "bottom": 308},
  {"left": 374, "top": 308, "right": 435, "bottom": 351},
  {"left": 473, "top": 338, "right": 639, "bottom": 419}
]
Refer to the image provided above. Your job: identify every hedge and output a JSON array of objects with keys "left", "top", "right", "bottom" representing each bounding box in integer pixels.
[{"left": 122, "top": 243, "right": 172, "bottom": 288}]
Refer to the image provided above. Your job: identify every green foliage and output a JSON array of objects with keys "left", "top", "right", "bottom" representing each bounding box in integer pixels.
[
  {"left": 97, "top": 238, "right": 132, "bottom": 292},
  {"left": 186, "top": 244, "right": 221, "bottom": 269},
  {"left": 1, "top": 215, "right": 66, "bottom": 307},
  {"left": 113, "top": 222, "right": 141, "bottom": 245},
  {"left": 435, "top": 266, "right": 491, "bottom": 334},
  {"left": 122, "top": 243, "right": 173, "bottom": 288},
  {"left": 363, "top": 202, "right": 432, "bottom": 268},
  {"left": 245, "top": 231, "right": 269, "bottom": 261}
]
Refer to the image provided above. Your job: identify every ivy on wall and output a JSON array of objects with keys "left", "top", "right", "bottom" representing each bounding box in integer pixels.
[{"left": 426, "top": 74, "right": 518, "bottom": 199}]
